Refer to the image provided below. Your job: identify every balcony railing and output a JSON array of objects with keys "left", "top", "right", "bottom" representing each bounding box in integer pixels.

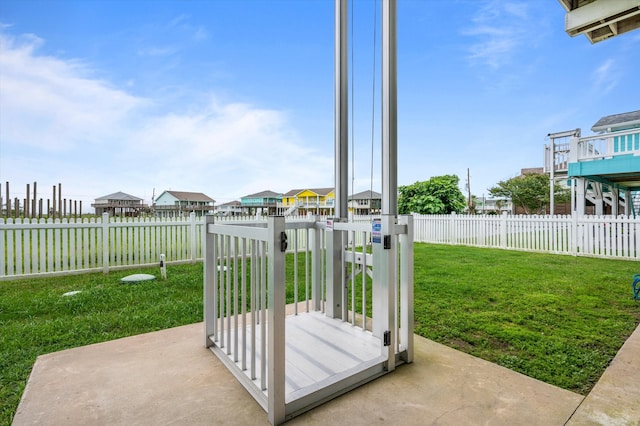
[
  {"left": 278, "top": 201, "right": 335, "bottom": 209},
  {"left": 544, "top": 142, "right": 571, "bottom": 173},
  {"left": 570, "top": 128, "right": 640, "bottom": 162}
]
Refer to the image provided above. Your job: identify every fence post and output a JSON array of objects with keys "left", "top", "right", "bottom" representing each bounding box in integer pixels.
[
  {"left": 500, "top": 212, "right": 508, "bottom": 249},
  {"left": 399, "top": 215, "right": 414, "bottom": 363},
  {"left": 0, "top": 218, "right": 5, "bottom": 277},
  {"left": 267, "top": 216, "right": 285, "bottom": 425},
  {"left": 204, "top": 214, "right": 216, "bottom": 347},
  {"left": 102, "top": 212, "right": 110, "bottom": 274},
  {"left": 190, "top": 211, "right": 197, "bottom": 263},
  {"left": 571, "top": 212, "right": 578, "bottom": 255},
  {"left": 449, "top": 212, "right": 456, "bottom": 244}
]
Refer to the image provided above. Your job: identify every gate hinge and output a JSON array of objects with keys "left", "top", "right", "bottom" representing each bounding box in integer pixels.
[{"left": 383, "top": 330, "right": 391, "bottom": 346}]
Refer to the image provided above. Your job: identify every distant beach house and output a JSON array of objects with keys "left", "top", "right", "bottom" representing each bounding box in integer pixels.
[
  {"left": 215, "top": 200, "right": 243, "bottom": 217},
  {"left": 546, "top": 110, "right": 640, "bottom": 216},
  {"left": 279, "top": 188, "right": 335, "bottom": 216},
  {"left": 240, "top": 190, "right": 282, "bottom": 216},
  {"left": 348, "top": 190, "right": 381, "bottom": 216},
  {"left": 92, "top": 191, "right": 148, "bottom": 217},
  {"left": 153, "top": 190, "right": 215, "bottom": 217},
  {"left": 475, "top": 197, "right": 513, "bottom": 215}
]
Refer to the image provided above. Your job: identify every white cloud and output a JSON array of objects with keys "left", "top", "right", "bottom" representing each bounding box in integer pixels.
[
  {"left": 0, "top": 30, "right": 332, "bottom": 209},
  {"left": 463, "top": 1, "right": 537, "bottom": 70},
  {"left": 167, "top": 13, "right": 208, "bottom": 42},
  {"left": 0, "top": 33, "right": 144, "bottom": 151},
  {"left": 169, "top": 14, "right": 190, "bottom": 28},
  {"left": 591, "top": 59, "right": 619, "bottom": 94},
  {"left": 130, "top": 99, "right": 333, "bottom": 201},
  {"left": 503, "top": 3, "right": 529, "bottom": 20},
  {"left": 193, "top": 27, "right": 208, "bottom": 42},
  {"left": 467, "top": 37, "right": 517, "bottom": 69}
]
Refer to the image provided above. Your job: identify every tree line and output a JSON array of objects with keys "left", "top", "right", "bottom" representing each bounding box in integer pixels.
[{"left": 398, "top": 173, "right": 569, "bottom": 215}]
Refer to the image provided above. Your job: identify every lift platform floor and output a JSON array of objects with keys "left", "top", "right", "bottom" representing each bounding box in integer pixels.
[{"left": 208, "top": 310, "right": 388, "bottom": 416}]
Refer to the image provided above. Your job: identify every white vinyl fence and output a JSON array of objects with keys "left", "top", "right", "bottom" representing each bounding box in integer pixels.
[
  {"left": 1, "top": 213, "right": 638, "bottom": 280},
  {"left": 414, "top": 213, "right": 639, "bottom": 260},
  {"left": 0, "top": 213, "right": 204, "bottom": 279},
  {"left": 0, "top": 213, "right": 326, "bottom": 280}
]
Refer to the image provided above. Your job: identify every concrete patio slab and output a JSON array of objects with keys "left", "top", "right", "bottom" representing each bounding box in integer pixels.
[{"left": 13, "top": 322, "right": 586, "bottom": 426}]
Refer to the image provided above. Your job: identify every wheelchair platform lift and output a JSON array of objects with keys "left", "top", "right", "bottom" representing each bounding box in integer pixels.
[{"left": 203, "top": 1, "right": 413, "bottom": 423}]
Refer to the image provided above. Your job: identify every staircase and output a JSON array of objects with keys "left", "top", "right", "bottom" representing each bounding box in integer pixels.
[
  {"left": 283, "top": 204, "right": 298, "bottom": 216},
  {"left": 584, "top": 184, "right": 640, "bottom": 217}
]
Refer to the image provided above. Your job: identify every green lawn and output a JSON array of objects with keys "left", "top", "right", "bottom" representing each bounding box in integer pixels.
[
  {"left": 413, "top": 244, "right": 639, "bottom": 395},
  {"left": 1, "top": 244, "right": 639, "bottom": 425},
  {"left": 0, "top": 265, "right": 204, "bottom": 426}
]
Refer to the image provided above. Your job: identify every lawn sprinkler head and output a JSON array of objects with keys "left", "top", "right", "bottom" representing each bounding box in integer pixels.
[{"left": 160, "top": 253, "right": 167, "bottom": 280}]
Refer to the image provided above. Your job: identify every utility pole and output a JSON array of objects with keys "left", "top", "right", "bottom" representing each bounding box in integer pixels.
[{"left": 467, "top": 168, "right": 472, "bottom": 212}]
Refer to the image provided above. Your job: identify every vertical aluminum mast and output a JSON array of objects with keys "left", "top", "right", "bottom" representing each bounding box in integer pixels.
[
  {"left": 327, "top": 0, "right": 349, "bottom": 319},
  {"left": 335, "top": 0, "right": 349, "bottom": 219},
  {"left": 382, "top": 0, "right": 397, "bottom": 215}
]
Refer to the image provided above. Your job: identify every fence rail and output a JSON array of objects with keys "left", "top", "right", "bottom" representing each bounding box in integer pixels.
[
  {"left": 415, "top": 213, "right": 639, "bottom": 259},
  {"left": 1, "top": 213, "right": 638, "bottom": 280},
  {"left": 0, "top": 213, "right": 204, "bottom": 279}
]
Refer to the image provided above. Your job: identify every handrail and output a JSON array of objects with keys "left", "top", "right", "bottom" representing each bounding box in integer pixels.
[
  {"left": 573, "top": 128, "right": 640, "bottom": 162},
  {"left": 578, "top": 127, "right": 640, "bottom": 142}
]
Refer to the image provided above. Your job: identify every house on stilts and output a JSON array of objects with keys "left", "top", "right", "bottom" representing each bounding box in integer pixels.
[{"left": 546, "top": 110, "right": 640, "bottom": 217}]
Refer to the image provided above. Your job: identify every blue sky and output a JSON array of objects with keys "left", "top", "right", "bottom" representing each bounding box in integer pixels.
[{"left": 1, "top": 0, "right": 639, "bottom": 211}]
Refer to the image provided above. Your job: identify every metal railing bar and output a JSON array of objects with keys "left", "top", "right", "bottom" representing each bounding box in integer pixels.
[
  {"left": 294, "top": 228, "right": 299, "bottom": 315},
  {"left": 219, "top": 235, "right": 225, "bottom": 348},
  {"left": 320, "top": 226, "right": 325, "bottom": 313},
  {"left": 241, "top": 237, "right": 247, "bottom": 371},
  {"left": 304, "top": 228, "right": 311, "bottom": 313},
  {"left": 233, "top": 236, "right": 239, "bottom": 362},
  {"left": 260, "top": 240, "right": 267, "bottom": 391},
  {"left": 212, "top": 233, "right": 219, "bottom": 342},
  {"left": 362, "top": 230, "right": 367, "bottom": 331},
  {"left": 250, "top": 239, "right": 257, "bottom": 380},
  {"left": 208, "top": 223, "right": 269, "bottom": 240},
  {"left": 226, "top": 235, "right": 231, "bottom": 355},
  {"left": 350, "top": 230, "right": 356, "bottom": 326}
]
